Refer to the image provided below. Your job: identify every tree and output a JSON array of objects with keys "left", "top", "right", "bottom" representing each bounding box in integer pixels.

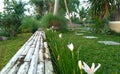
[
  {"left": 78, "top": 7, "right": 87, "bottom": 20},
  {"left": 30, "top": 0, "right": 54, "bottom": 17},
  {"left": 89, "top": 0, "right": 120, "bottom": 33},
  {"left": 63, "top": 0, "right": 73, "bottom": 30},
  {"left": 54, "top": 0, "right": 59, "bottom": 15},
  {"left": 89, "top": 0, "right": 120, "bottom": 19},
  {"left": 1, "top": 0, "right": 26, "bottom": 37}
]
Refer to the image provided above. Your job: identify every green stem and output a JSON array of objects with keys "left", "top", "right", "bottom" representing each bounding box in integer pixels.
[
  {"left": 80, "top": 69, "right": 83, "bottom": 74},
  {"left": 72, "top": 52, "right": 75, "bottom": 74}
]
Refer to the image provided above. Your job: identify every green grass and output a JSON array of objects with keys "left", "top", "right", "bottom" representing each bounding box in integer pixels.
[
  {"left": 0, "top": 33, "right": 32, "bottom": 70},
  {"left": 46, "top": 30, "right": 120, "bottom": 74}
]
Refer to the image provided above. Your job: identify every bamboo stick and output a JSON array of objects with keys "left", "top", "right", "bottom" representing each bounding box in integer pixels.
[
  {"left": 37, "top": 62, "right": 44, "bottom": 74},
  {"left": 45, "top": 60, "right": 53, "bottom": 74},
  {"left": 28, "top": 36, "right": 40, "bottom": 74},
  {"left": 17, "top": 62, "right": 30, "bottom": 74},
  {"left": 8, "top": 62, "right": 20, "bottom": 74}
]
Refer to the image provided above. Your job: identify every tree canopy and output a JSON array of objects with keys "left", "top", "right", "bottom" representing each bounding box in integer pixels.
[
  {"left": 0, "top": 0, "right": 26, "bottom": 37},
  {"left": 89, "top": 0, "right": 120, "bottom": 19}
]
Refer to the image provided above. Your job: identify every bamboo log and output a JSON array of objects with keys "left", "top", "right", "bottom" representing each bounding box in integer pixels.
[
  {"left": 28, "top": 38, "right": 40, "bottom": 74},
  {"left": 24, "top": 47, "right": 35, "bottom": 62},
  {"left": 8, "top": 62, "right": 20, "bottom": 74},
  {"left": 21, "top": 45, "right": 30, "bottom": 56},
  {"left": 37, "top": 62, "right": 44, "bottom": 74},
  {"left": 40, "top": 37, "right": 44, "bottom": 49},
  {"left": 42, "top": 31, "right": 46, "bottom": 40},
  {"left": 17, "top": 62, "right": 30, "bottom": 74},
  {"left": 44, "top": 42, "right": 51, "bottom": 58},
  {"left": 38, "top": 49, "right": 44, "bottom": 62},
  {"left": 44, "top": 42, "right": 53, "bottom": 74},
  {"left": 45, "top": 60, "right": 53, "bottom": 74},
  {"left": 24, "top": 35, "right": 38, "bottom": 62},
  {"left": 27, "top": 39, "right": 34, "bottom": 46}
]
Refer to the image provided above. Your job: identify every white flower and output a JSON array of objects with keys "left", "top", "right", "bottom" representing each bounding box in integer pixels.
[
  {"left": 78, "top": 60, "right": 82, "bottom": 70},
  {"left": 59, "top": 33, "right": 62, "bottom": 38},
  {"left": 82, "top": 62, "right": 101, "bottom": 74},
  {"left": 51, "top": 26, "right": 54, "bottom": 29},
  {"left": 67, "top": 43, "right": 74, "bottom": 51}
]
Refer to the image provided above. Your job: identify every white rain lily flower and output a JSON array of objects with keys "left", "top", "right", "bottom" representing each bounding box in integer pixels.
[
  {"left": 82, "top": 62, "right": 101, "bottom": 74},
  {"left": 78, "top": 60, "right": 82, "bottom": 70},
  {"left": 59, "top": 33, "right": 62, "bottom": 38},
  {"left": 67, "top": 43, "right": 74, "bottom": 51},
  {"left": 51, "top": 26, "right": 54, "bottom": 29}
]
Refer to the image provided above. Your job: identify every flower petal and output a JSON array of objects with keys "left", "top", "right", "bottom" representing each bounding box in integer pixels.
[
  {"left": 93, "top": 63, "right": 101, "bottom": 72},
  {"left": 91, "top": 63, "right": 95, "bottom": 70},
  {"left": 78, "top": 60, "right": 82, "bottom": 70},
  {"left": 82, "top": 62, "right": 90, "bottom": 73},
  {"left": 67, "top": 43, "right": 74, "bottom": 51},
  {"left": 59, "top": 33, "right": 62, "bottom": 38}
]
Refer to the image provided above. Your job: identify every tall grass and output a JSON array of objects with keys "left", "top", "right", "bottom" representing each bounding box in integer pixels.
[
  {"left": 46, "top": 30, "right": 120, "bottom": 74},
  {"left": 46, "top": 30, "right": 82, "bottom": 74}
]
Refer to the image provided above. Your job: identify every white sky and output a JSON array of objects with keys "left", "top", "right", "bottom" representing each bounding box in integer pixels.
[
  {"left": 0, "top": 0, "right": 34, "bottom": 15},
  {"left": 0, "top": 0, "right": 88, "bottom": 15},
  {"left": 0, "top": 0, "right": 4, "bottom": 12}
]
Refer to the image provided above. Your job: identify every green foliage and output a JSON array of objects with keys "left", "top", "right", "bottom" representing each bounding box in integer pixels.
[
  {"left": 0, "top": 0, "right": 26, "bottom": 37},
  {"left": 46, "top": 31, "right": 80, "bottom": 74},
  {"left": 59, "top": 0, "right": 80, "bottom": 14},
  {"left": 90, "top": 18, "right": 109, "bottom": 34},
  {"left": 88, "top": 0, "right": 120, "bottom": 34},
  {"left": 20, "top": 17, "right": 39, "bottom": 33},
  {"left": 0, "top": 30, "right": 9, "bottom": 37},
  {"left": 30, "top": 0, "right": 54, "bottom": 16},
  {"left": 80, "top": 7, "right": 87, "bottom": 18},
  {"left": 46, "top": 30, "right": 120, "bottom": 74},
  {"left": 40, "top": 13, "right": 68, "bottom": 32},
  {"left": 89, "top": 0, "right": 119, "bottom": 18}
]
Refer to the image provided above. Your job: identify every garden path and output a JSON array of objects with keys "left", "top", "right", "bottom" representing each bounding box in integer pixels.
[{"left": 75, "top": 31, "right": 120, "bottom": 45}]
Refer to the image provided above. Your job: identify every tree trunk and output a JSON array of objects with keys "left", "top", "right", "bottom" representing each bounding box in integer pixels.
[
  {"left": 54, "top": 0, "right": 59, "bottom": 15},
  {"left": 48, "top": 1, "right": 53, "bottom": 13},
  {"left": 103, "top": 2, "right": 109, "bottom": 19},
  {"left": 64, "top": 0, "right": 73, "bottom": 30}
]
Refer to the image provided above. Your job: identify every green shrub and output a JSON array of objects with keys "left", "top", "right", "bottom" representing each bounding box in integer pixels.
[
  {"left": 40, "top": 13, "right": 68, "bottom": 32},
  {"left": 0, "top": 29, "right": 9, "bottom": 37},
  {"left": 90, "top": 18, "right": 109, "bottom": 34},
  {"left": 20, "top": 17, "right": 40, "bottom": 33}
]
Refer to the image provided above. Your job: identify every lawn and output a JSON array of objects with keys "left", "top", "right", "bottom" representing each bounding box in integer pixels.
[
  {"left": 0, "top": 33, "right": 32, "bottom": 70},
  {"left": 46, "top": 30, "right": 120, "bottom": 74}
]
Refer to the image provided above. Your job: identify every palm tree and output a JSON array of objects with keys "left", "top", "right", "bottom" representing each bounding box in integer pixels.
[
  {"left": 64, "top": 0, "right": 73, "bottom": 30},
  {"left": 89, "top": 0, "right": 120, "bottom": 33},
  {"left": 30, "top": 0, "right": 54, "bottom": 16},
  {"left": 89, "top": 0, "right": 120, "bottom": 20},
  {"left": 54, "top": 0, "right": 59, "bottom": 15}
]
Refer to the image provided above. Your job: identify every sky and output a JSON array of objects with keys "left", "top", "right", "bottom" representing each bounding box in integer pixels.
[
  {"left": 0, "top": 0, "right": 33, "bottom": 15},
  {"left": 0, "top": 0, "right": 4, "bottom": 12}
]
